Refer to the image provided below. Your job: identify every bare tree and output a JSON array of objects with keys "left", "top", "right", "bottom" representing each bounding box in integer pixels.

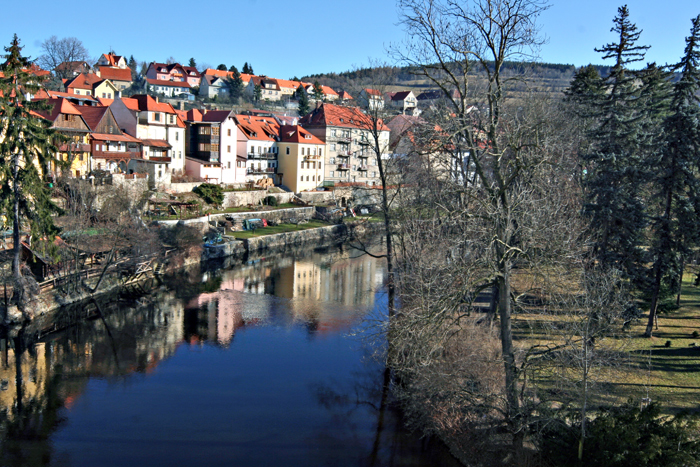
[
  {"left": 37, "top": 36, "right": 89, "bottom": 80},
  {"left": 391, "top": 0, "right": 550, "bottom": 451}
]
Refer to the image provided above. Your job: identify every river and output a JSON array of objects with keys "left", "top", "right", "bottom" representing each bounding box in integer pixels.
[{"left": 0, "top": 243, "right": 461, "bottom": 466}]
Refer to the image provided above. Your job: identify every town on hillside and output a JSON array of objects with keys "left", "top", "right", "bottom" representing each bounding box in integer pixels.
[{"left": 15, "top": 52, "right": 445, "bottom": 194}]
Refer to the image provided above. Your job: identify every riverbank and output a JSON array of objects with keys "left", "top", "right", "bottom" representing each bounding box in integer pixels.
[{"left": 3, "top": 220, "right": 383, "bottom": 324}]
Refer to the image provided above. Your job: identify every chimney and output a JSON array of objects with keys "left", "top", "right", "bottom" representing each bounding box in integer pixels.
[
  {"left": 179, "top": 100, "right": 185, "bottom": 110},
  {"left": 155, "top": 96, "right": 159, "bottom": 103}
]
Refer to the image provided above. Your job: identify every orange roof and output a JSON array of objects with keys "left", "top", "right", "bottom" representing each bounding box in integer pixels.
[
  {"left": 321, "top": 85, "right": 338, "bottom": 97},
  {"left": 97, "top": 97, "right": 113, "bottom": 106},
  {"left": 299, "top": 103, "right": 389, "bottom": 131},
  {"left": 91, "top": 132, "right": 141, "bottom": 143},
  {"left": 98, "top": 66, "right": 132, "bottom": 82},
  {"left": 202, "top": 68, "right": 253, "bottom": 83},
  {"left": 100, "top": 53, "right": 124, "bottom": 67},
  {"left": 235, "top": 114, "right": 279, "bottom": 142},
  {"left": 145, "top": 78, "right": 191, "bottom": 88},
  {"left": 278, "top": 125, "right": 324, "bottom": 145},
  {"left": 34, "top": 88, "right": 99, "bottom": 103},
  {"left": 276, "top": 78, "right": 301, "bottom": 90},
  {"left": 65, "top": 73, "right": 104, "bottom": 91},
  {"left": 338, "top": 91, "right": 353, "bottom": 100},
  {"left": 123, "top": 94, "right": 177, "bottom": 114},
  {"left": 33, "top": 98, "right": 84, "bottom": 122},
  {"left": 364, "top": 88, "right": 382, "bottom": 96}
]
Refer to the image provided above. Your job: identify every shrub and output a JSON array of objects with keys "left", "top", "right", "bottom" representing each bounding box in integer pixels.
[
  {"left": 666, "top": 340, "right": 672, "bottom": 347},
  {"left": 692, "top": 331, "right": 699, "bottom": 339},
  {"left": 537, "top": 401, "right": 700, "bottom": 467},
  {"left": 193, "top": 183, "right": 224, "bottom": 206},
  {"left": 264, "top": 195, "right": 278, "bottom": 206}
]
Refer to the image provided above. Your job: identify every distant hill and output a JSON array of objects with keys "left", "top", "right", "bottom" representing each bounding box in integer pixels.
[{"left": 301, "top": 62, "right": 615, "bottom": 99}]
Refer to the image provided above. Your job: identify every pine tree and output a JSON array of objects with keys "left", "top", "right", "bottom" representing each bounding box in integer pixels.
[
  {"left": 188, "top": 57, "right": 196, "bottom": 68},
  {"left": 312, "top": 81, "right": 324, "bottom": 102},
  {"left": 297, "top": 85, "right": 310, "bottom": 116},
  {"left": 223, "top": 67, "right": 244, "bottom": 102},
  {"left": 128, "top": 55, "right": 138, "bottom": 81},
  {"left": 242, "top": 62, "right": 253, "bottom": 75},
  {"left": 216, "top": 64, "right": 227, "bottom": 71},
  {"left": 253, "top": 83, "right": 262, "bottom": 101},
  {"left": 578, "top": 6, "right": 652, "bottom": 288},
  {"left": 0, "top": 34, "right": 66, "bottom": 314},
  {"left": 645, "top": 15, "right": 700, "bottom": 337}
]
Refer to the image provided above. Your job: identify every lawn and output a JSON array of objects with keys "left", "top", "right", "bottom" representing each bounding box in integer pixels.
[
  {"left": 511, "top": 271, "right": 700, "bottom": 413},
  {"left": 230, "top": 220, "right": 332, "bottom": 239}
]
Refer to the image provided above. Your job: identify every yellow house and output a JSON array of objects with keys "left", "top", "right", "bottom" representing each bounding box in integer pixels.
[
  {"left": 277, "top": 125, "right": 326, "bottom": 193},
  {"left": 34, "top": 97, "right": 92, "bottom": 177}
]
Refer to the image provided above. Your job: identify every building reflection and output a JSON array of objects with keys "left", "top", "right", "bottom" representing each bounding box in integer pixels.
[{"left": 0, "top": 245, "right": 387, "bottom": 464}]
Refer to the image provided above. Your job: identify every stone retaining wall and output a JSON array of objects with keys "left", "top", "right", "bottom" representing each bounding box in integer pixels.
[{"left": 222, "top": 191, "right": 294, "bottom": 208}]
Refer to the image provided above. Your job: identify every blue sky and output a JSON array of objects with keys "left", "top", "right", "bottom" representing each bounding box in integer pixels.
[{"left": 2, "top": 0, "right": 698, "bottom": 79}]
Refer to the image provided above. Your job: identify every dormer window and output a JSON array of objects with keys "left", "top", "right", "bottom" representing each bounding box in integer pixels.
[{"left": 305, "top": 134, "right": 311, "bottom": 139}]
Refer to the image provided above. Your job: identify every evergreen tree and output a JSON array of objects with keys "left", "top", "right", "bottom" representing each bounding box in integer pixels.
[
  {"left": 242, "top": 62, "right": 253, "bottom": 74},
  {"left": 0, "top": 35, "right": 66, "bottom": 313},
  {"left": 577, "top": 6, "right": 652, "bottom": 288},
  {"left": 312, "top": 81, "right": 324, "bottom": 102},
  {"left": 297, "top": 85, "right": 310, "bottom": 116},
  {"left": 216, "top": 64, "right": 227, "bottom": 71},
  {"left": 253, "top": 83, "right": 262, "bottom": 101},
  {"left": 128, "top": 55, "right": 138, "bottom": 81},
  {"left": 188, "top": 57, "right": 196, "bottom": 68},
  {"left": 223, "top": 67, "right": 244, "bottom": 102},
  {"left": 645, "top": 15, "right": 700, "bottom": 337},
  {"left": 228, "top": 64, "right": 237, "bottom": 72}
]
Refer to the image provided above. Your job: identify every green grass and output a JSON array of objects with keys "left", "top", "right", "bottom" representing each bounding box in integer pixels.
[
  {"left": 230, "top": 220, "right": 331, "bottom": 239},
  {"left": 512, "top": 272, "right": 700, "bottom": 413}
]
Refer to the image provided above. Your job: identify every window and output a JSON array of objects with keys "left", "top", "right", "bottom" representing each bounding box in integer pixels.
[
  {"left": 227, "top": 145, "right": 231, "bottom": 153},
  {"left": 227, "top": 129, "right": 231, "bottom": 136},
  {"left": 286, "top": 147, "right": 290, "bottom": 155},
  {"left": 319, "top": 149, "right": 322, "bottom": 156},
  {"left": 331, "top": 143, "right": 336, "bottom": 151},
  {"left": 330, "top": 157, "right": 335, "bottom": 164},
  {"left": 331, "top": 129, "right": 336, "bottom": 137},
  {"left": 212, "top": 144, "right": 219, "bottom": 152},
  {"left": 170, "top": 115, "right": 174, "bottom": 124},
  {"left": 154, "top": 113, "right": 161, "bottom": 122},
  {"left": 175, "top": 132, "right": 179, "bottom": 141},
  {"left": 300, "top": 175, "right": 304, "bottom": 181},
  {"left": 228, "top": 162, "right": 231, "bottom": 169},
  {"left": 199, "top": 126, "right": 210, "bottom": 135},
  {"left": 212, "top": 127, "right": 219, "bottom": 136},
  {"left": 306, "top": 176, "right": 309, "bottom": 181},
  {"left": 312, "top": 162, "right": 316, "bottom": 169},
  {"left": 300, "top": 161, "right": 304, "bottom": 168},
  {"left": 312, "top": 176, "right": 315, "bottom": 181},
  {"left": 330, "top": 171, "right": 334, "bottom": 177},
  {"left": 102, "top": 93, "right": 106, "bottom": 98},
  {"left": 301, "top": 147, "right": 305, "bottom": 156},
  {"left": 371, "top": 172, "right": 376, "bottom": 178}
]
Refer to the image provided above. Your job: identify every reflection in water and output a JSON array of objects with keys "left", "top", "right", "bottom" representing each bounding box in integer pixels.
[{"left": 0, "top": 243, "right": 459, "bottom": 466}]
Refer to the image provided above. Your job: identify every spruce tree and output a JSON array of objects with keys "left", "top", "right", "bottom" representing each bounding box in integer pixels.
[
  {"left": 188, "top": 57, "right": 196, "bottom": 68},
  {"left": 297, "top": 85, "right": 310, "bottom": 116},
  {"left": 0, "top": 34, "right": 66, "bottom": 313},
  {"left": 578, "top": 6, "right": 652, "bottom": 288},
  {"left": 223, "top": 67, "right": 244, "bottom": 103},
  {"left": 127, "top": 55, "right": 138, "bottom": 81},
  {"left": 242, "top": 62, "right": 253, "bottom": 75},
  {"left": 645, "top": 15, "right": 700, "bottom": 337},
  {"left": 312, "top": 81, "right": 324, "bottom": 102},
  {"left": 253, "top": 83, "right": 262, "bottom": 101},
  {"left": 216, "top": 64, "right": 227, "bottom": 71}
]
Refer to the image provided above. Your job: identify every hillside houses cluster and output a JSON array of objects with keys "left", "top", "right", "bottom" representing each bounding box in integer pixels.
[{"left": 20, "top": 52, "right": 448, "bottom": 194}]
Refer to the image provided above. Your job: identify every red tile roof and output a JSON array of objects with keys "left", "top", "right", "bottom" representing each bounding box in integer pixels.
[
  {"left": 91, "top": 132, "right": 141, "bottom": 143},
  {"left": 299, "top": 103, "right": 389, "bottom": 131},
  {"left": 141, "top": 139, "right": 171, "bottom": 148},
  {"left": 98, "top": 66, "right": 132, "bottom": 82},
  {"left": 32, "top": 98, "right": 84, "bottom": 123},
  {"left": 34, "top": 88, "right": 99, "bottom": 103},
  {"left": 364, "top": 88, "right": 382, "bottom": 96},
  {"left": 65, "top": 73, "right": 104, "bottom": 91},
  {"left": 235, "top": 114, "right": 279, "bottom": 142},
  {"left": 278, "top": 125, "right": 324, "bottom": 145},
  {"left": 76, "top": 105, "right": 110, "bottom": 131},
  {"left": 338, "top": 91, "right": 353, "bottom": 100},
  {"left": 145, "top": 78, "right": 191, "bottom": 88},
  {"left": 100, "top": 53, "right": 125, "bottom": 67},
  {"left": 126, "top": 94, "right": 177, "bottom": 114}
]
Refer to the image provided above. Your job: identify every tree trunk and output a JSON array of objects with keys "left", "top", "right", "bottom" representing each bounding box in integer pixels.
[{"left": 498, "top": 269, "right": 521, "bottom": 450}]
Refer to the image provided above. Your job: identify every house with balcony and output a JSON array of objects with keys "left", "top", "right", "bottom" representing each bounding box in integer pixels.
[
  {"left": 234, "top": 114, "right": 280, "bottom": 185},
  {"left": 32, "top": 97, "right": 92, "bottom": 178},
  {"left": 183, "top": 109, "right": 245, "bottom": 184},
  {"left": 277, "top": 125, "right": 325, "bottom": 193},
  {"left": 299, "top": 103, "right": 390, "bottom": 186},
  {"left": 110, "top": 94, "right": 186, "bottom": 181},
  {"left": 77, "top": 105, "right": 142, "bottom": 173}
]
